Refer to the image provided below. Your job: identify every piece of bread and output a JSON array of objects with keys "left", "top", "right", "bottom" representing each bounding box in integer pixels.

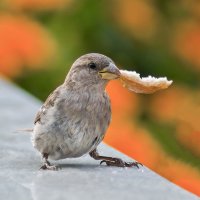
[{"left": 120, "top": 70, "right": 173, "bottom": 94}]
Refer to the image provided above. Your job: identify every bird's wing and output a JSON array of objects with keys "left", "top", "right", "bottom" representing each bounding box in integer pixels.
[{"left": 34, "top": 87, "right": 61, "bottom": 124}]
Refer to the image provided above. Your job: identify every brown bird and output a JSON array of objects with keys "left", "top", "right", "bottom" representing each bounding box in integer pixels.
[{"left": 32, "top": 53, "right": 142, "bottom": 170}]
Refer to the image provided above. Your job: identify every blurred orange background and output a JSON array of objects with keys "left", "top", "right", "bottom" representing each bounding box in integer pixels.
[{"left": 0, "top": 0, "right": 200, "bottom": 196}]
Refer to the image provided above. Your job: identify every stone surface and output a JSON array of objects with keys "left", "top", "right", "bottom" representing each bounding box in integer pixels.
[{"left": 0, "top": 78, "right": 199, "bottom": 200}]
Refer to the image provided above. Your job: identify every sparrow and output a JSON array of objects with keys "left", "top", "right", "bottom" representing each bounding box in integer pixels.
[{"left": 32, "top": 53, "right": 142, "bottom": 170}]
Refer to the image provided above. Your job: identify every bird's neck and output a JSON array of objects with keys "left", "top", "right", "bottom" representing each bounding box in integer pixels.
[{"left": 63, "top": 79, "right": 108, "bottom": 93}]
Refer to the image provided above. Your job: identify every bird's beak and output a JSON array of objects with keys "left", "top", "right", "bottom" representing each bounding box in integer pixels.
[{"left": 98, "top": 63, "right": 121, "bottom": 80}]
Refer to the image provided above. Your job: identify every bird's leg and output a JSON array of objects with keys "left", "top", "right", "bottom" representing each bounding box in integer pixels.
[
  {"left": 40, "top": 153, "right": 59, "bottom": 170},
  {"left": 89, "top": 148, "right": 142, "bottom": 168}
]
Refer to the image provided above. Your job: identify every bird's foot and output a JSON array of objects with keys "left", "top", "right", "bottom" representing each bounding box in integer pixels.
[
  {"left": 100, "top": 158, "right": 143, "bottom": 168},
  {"left": 40, "top": 163, "right": 60, "bottom": 170},
  {"left": 89, "top": 149, "right": 143, "bottom": 168},
  {"left": 40, "top": 153, "right": 61, "bottom": 170}
]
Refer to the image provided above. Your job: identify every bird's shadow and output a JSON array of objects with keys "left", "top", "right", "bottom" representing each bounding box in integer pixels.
[{"left": 58, "top": 162, "right": 106, "bottom": 170}]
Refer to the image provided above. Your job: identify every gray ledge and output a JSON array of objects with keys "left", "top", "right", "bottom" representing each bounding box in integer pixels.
[{"left": 0, "top": 78, "right": 199, "bottom": 200}]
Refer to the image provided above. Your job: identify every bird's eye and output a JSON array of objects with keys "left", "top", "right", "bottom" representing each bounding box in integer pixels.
[{"left": 88, "top": 62, "right": 96, "bottom": 70}]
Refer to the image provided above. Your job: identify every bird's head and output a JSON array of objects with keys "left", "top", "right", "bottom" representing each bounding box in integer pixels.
[{"left": 65, "top": 53, "right": 121, "bottom": 89}]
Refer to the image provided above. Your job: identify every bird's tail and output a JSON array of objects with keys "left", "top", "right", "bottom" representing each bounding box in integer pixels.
[{"left": 14, "top": 128, "right": 34, "bottom": 133}]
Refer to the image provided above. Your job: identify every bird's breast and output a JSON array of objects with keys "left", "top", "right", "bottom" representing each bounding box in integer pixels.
[
  {"left": 33, "top": 89, "right": 111, "bottom": 159},
  {"left": 58, "top": 91, "right": 111, "bottom": 158}
]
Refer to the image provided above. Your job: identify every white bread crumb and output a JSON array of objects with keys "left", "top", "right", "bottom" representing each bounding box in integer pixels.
[{"left": 120, "top": 70, "right": 173, "bottom": 94}]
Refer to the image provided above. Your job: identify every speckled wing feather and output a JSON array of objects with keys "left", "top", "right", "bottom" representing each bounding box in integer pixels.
[{"left": 34, "top": 87, "right": 60, "bottom": 124}]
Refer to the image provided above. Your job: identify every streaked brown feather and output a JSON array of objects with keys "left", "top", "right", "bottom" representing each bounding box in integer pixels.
[{"left": 34, "top": 87, "right": 61, "bottom": 124}]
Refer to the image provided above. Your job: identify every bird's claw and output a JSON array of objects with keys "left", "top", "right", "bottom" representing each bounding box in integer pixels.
[
  {"left": 124, "top": 161, "right": 143, "bottom": 168},
  {"left": 40, "top": 163, "right": 61, "bottom": 171},
  {"left": 100, "top": 158, "right": 143, "bottom": 168}
]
